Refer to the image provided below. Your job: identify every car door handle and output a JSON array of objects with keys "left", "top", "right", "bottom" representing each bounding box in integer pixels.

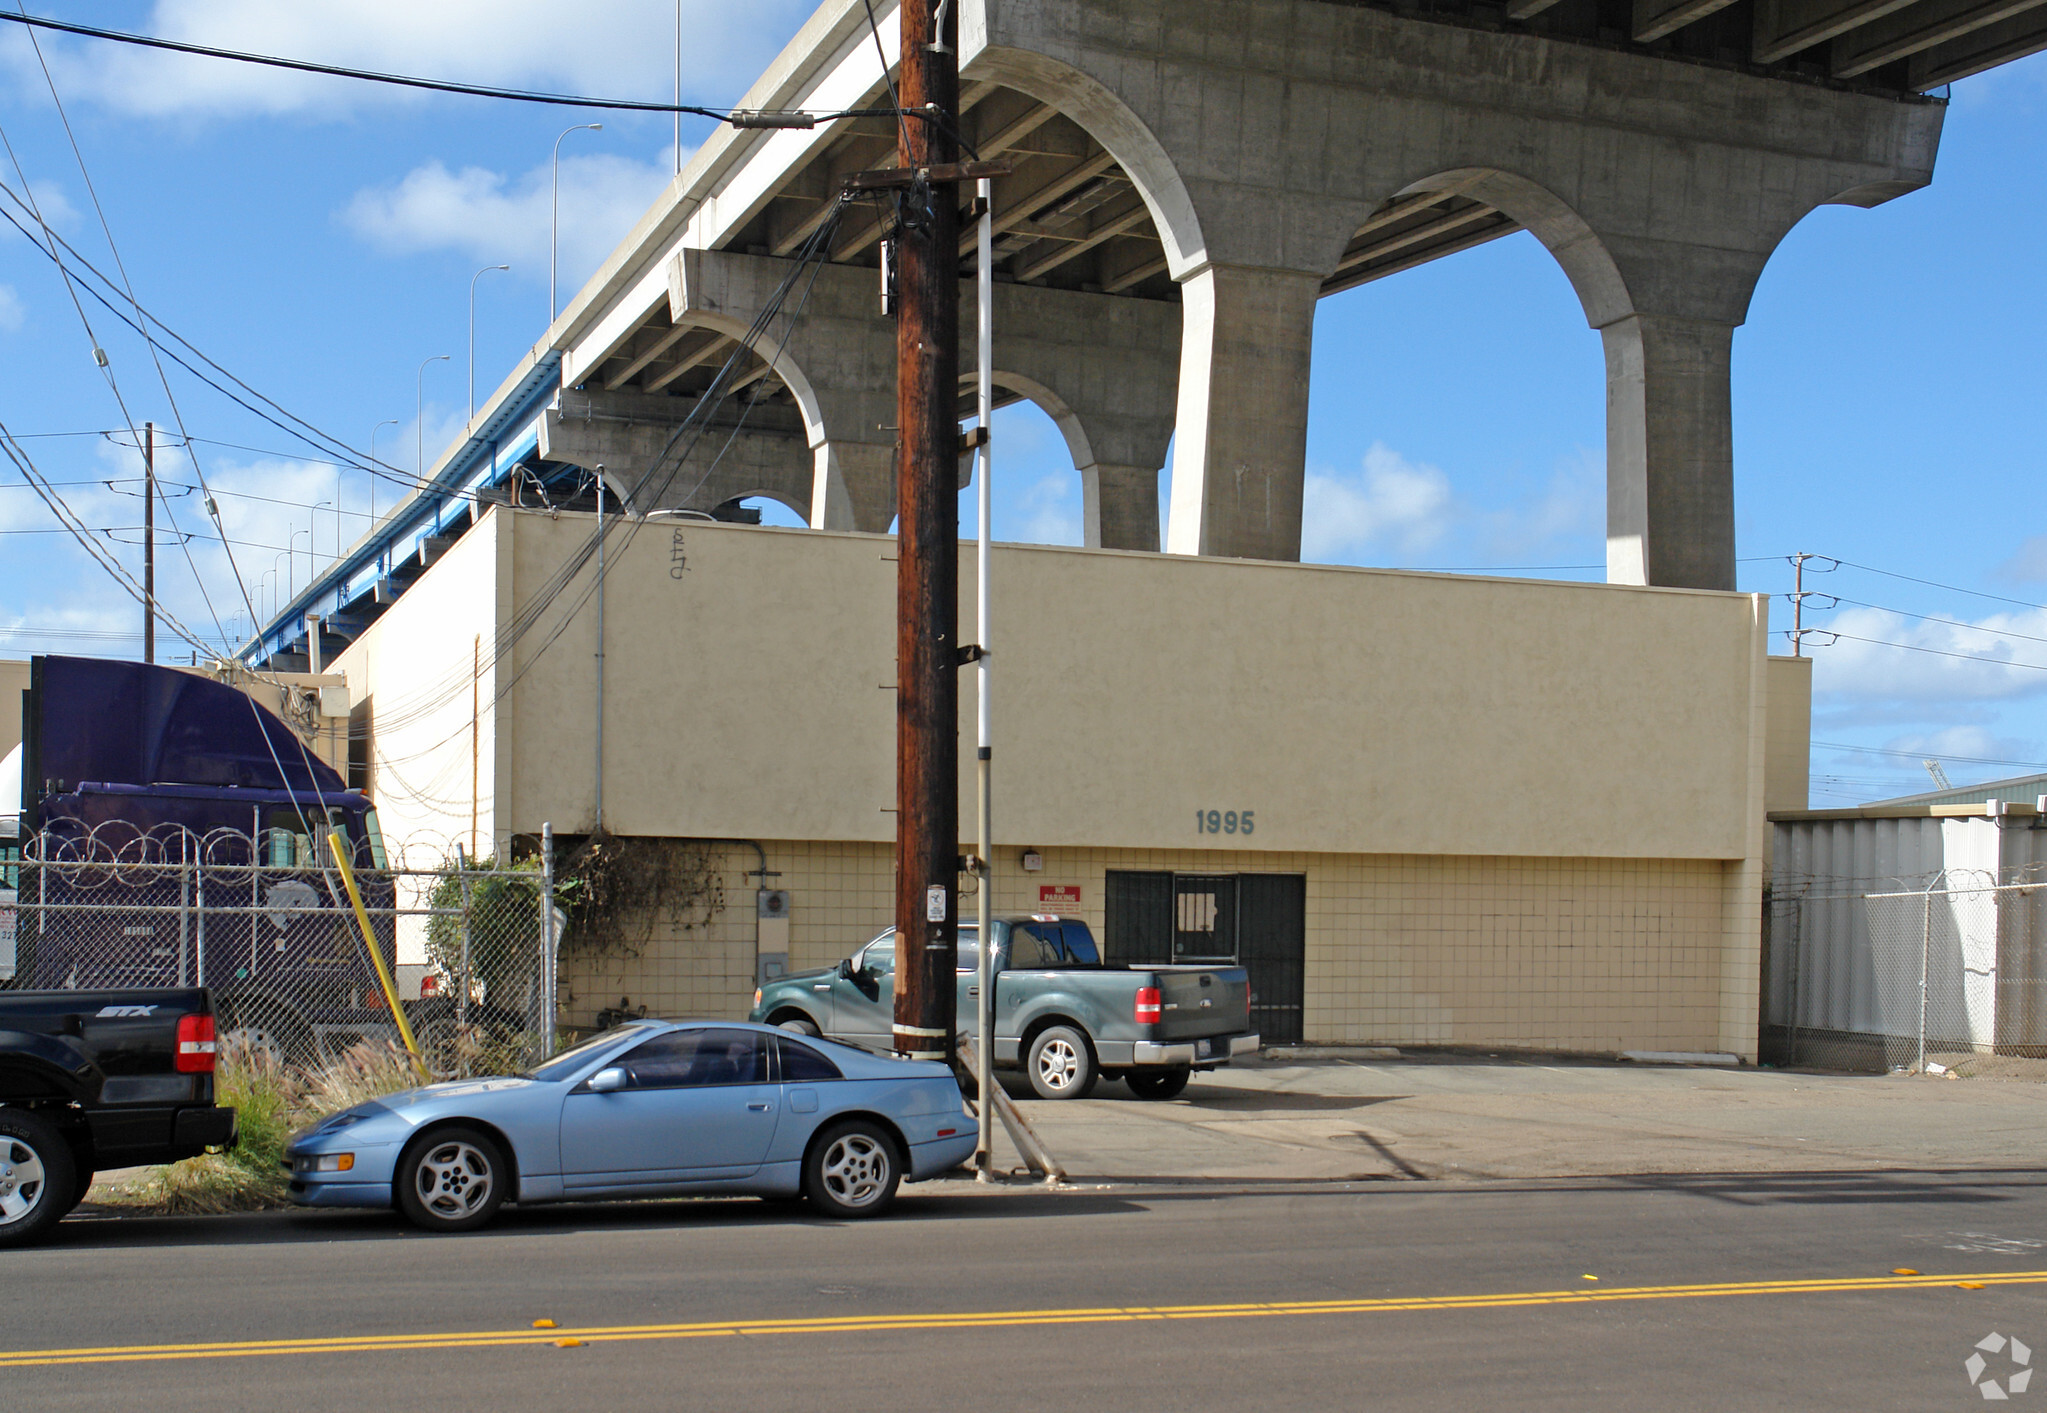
[
  {"left": 747, "top": 1102, "right": 772, "bottom": 1112},
  {"left": 812, "top": 984, "right": 832, "bottom": 992},
  {"left": 967, "top": 986, "right": 979, "bottom": 997}
]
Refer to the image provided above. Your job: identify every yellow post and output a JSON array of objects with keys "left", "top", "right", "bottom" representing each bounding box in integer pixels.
[{"left": 328, "top": 829, "right": 428, "bottom": 1082}]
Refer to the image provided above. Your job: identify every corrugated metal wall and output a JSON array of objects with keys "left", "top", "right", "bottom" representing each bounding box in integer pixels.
[{"left": 1767, "top": 815, "right": 2047, "bottom": 1067}]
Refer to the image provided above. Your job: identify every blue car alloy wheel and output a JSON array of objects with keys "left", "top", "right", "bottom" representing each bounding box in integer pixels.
[
  {"left": 396, "top": 1126, "right": 508, "bottom": 1233},
  {"left": 803, "top": 1118, "right": 901, "bottom": 1219}
]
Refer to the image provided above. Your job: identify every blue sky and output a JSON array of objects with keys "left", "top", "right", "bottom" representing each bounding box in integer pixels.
[{"left": 0, "top": 2, "right": 2042, "bottom": 806}]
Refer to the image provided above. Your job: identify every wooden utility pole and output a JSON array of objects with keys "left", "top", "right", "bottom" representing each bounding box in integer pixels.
[
  {"left": 891, "top": 0, "right": 961, "bottom": 1065},
  {"left": 142, "top": 421, "right": 156, "bottom": 665}
]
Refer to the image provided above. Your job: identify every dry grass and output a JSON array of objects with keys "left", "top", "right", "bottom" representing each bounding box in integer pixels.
[{"left": 104, "top": 1039, "right": 424, "bottom": 1216}]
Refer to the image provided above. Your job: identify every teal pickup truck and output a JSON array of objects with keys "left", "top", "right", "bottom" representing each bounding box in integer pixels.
[{"left": 749, "top": 916, "right": 1258, "bottom": 1100}]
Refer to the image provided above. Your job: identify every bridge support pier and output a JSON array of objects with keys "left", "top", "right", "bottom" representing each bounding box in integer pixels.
[
  {"left": 1083, "top": 464, "right": 1161, "bottom": 552},
  {"left": 811, "top": 440, "right": 898, "bottom": 533},
  {"left": 1163, "top": 265, "right": 1323, "bottom": 561},
  {"left": 1603, "top": 315, "right": 1738, "bottom": 592}
]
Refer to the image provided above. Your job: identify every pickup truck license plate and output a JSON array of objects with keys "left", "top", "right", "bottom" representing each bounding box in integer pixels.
[{"left": 1195, "top": 1039, "right": 1214, "bottom": 1059}]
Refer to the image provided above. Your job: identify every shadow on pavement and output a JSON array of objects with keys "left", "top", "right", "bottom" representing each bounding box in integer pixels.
[
  {"left": 48, "top": 1167, "right": 2047, "bottom": 1251},
  {"left": 49, "top": 1186, "right": 1151, "bottom": 1251}
]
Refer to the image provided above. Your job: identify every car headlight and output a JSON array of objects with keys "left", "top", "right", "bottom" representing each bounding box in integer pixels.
[
  {"left": 753, "top": 988, "right": 763, "bottom": 1008},
  {"left": 320, "top": 1111, "right": 374, "bottom": 1134},
  {"left": 295, "top": 1153, "right": 355, "bottom": 1174}
]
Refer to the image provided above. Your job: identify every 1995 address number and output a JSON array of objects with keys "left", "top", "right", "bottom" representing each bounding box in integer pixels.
[{"left": 1195, "top": 809, "right": 1255, "bottom": 835}]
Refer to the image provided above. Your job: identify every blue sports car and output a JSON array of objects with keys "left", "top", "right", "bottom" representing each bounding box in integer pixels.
[{"left": 284, "top": 1020, "right": 979, "bottom": 1231}]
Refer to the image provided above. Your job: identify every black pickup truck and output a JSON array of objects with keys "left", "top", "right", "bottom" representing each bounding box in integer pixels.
[{"left": 0, "top": 988, "right": 238, "bottom": 1245}]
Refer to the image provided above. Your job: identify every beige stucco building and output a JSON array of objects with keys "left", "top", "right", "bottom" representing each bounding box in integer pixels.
[{"left": 328, "top": 503, "right": 1810, "bottom": 1061}]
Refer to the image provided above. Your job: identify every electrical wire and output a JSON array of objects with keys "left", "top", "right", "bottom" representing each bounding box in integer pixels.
[
  {"left": 1822, "top": 632, "right": 2047, "bottom": 673},
  {"left": 1818, "top": 596, "right": 2047, "bottom": 648},
  {"left": 0, "top": 422, "right": 217, "bottom": 656},
  {"left": 860, "top": 0, "right": 911, "bottom": 152},
  {"left": 15, "top": 6, "right": 249, "bottom": 633},
  {"left": 0, "top": 11, "right": 777, "bottom": 118},
  {"left": 0, "top": 11, "right": 951, "bottom": 136},
  {"left": 1829, "top": 557, "right": 2047, "bottom": 615},
  {"left": 0, "top": 182, "right": 441, "bottom": 501},
  {"left": 1811, "top": 740, "right": 2047, "bottom": 771}
]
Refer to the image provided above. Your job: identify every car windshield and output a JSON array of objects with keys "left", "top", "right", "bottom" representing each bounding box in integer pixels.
[{"left": 523, "top": 1028, "right": 642, "bottom": 1082}]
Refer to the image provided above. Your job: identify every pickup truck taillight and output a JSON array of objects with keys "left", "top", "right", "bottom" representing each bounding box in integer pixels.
[
  {"left": 175, "top": 1014, "right": 218, "bottom": 1073},
  {"left": 1135, "top": 986, "right": 1161, "bottom": 1025}
]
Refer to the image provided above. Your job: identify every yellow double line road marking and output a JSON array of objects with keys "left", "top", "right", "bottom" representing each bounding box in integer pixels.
[{"left": 4, "top": 1269, "right": 2042, "bottom": 1368}]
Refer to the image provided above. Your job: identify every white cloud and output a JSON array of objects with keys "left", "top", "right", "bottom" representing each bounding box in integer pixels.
[
  {"left": 3, "top": 1, "right": 814, "bottom": 119},
  {"left": 1997, "top": 534, "right": 2047, "bottom": 583},
  {"left": 1478, "top": 447, "right": 1601, "bottom": 558},
  {"left": 341, "top": 151, "right": 678, "bottom": 292},
  {"left": 0, "top": 284, "right": 23, "bottom": 333},
  {"left": 1014, "top": 472, "right": 1082, "bottom": 547},
  {"left": 1809, "top": 603, "right": 2047, "bottom": 705},
  {"left": 1302, "top": 442, "right": 1454, "bottom": 562}
]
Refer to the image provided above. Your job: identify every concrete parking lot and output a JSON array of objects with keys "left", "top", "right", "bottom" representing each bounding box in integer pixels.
[{"left": 985, "top": 1051, "right": 2047, "bottom": 1184}]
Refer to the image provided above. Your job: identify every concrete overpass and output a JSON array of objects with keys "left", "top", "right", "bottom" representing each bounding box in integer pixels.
[{"left": 251, "top": 0, "right": 2025, "bottom": 667}]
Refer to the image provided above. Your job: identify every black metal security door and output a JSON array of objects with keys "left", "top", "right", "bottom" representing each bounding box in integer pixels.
[
  {"left": 1238, "top": 874, "right": 1306, "bottom": 1044},
  {"left": 1172, "top": 875, "right": 1238, "bottom": 962},
  {"left": 1106, "top": 870, "right": 1305, "bottom": 1046},
  {"left": 1105, "top": 871, "right": 1173, "bottom": 966}
]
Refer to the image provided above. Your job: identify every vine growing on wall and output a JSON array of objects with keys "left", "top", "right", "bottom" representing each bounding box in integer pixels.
[{"left": 553, "top": 832, "right": 727, "bottom": 961}]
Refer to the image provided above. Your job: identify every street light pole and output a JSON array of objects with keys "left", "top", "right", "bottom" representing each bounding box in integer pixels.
[
  {"left": 891, "top": 0, "right": 963, "bottom": 1067},
  {"left": 550, "top": 123, "right": 603, "bottom": 323},
  {"left": 312, "top": 502, "right": 332, "bottom": 576},
  {"left": 469, "top": 263, "right": 510, "bottom": 419},
  {"left": 417, "top": 354, "right": 450, "bottom": 482},
  {"left": 369, "top": 417, "right": 400, "bottom": 526},
  {"left": 290, "top": 529, "right": 309, "bottom": 604}
]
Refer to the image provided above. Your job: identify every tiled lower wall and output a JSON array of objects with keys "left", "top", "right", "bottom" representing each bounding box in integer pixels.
[{"left": 556, "top": 840, "right": 1742, "bottom": 1054}]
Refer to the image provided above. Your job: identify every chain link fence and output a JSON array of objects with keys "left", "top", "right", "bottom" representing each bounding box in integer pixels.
[
  {"left": 0, "top": 822, "right": 559, "bottom": 1079},
  {"left": 1764, "top": 867, "right": 2047, "bottom": 1073}
]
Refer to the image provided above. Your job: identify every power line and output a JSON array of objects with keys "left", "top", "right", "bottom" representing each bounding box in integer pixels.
[
  {"left": 1812, "top": 740, "right": 2047, "bottom": 771},
  {"left": 14, "top": 15, "right": 244, "bottom": 638},
  {"left": 1823, "top": 632, "right": 2047, "bottom": 673},
  {"left": 0, "top": 11, "right": 932, "bottom": 133},
  {"left": 0, "top": 182, "right": 443, "bottom": 502},
  {"left": 0, "top": 11, "right": 756, "bottom": 117},
  {"left": 1830, "top": 557, "right": 2047, "bottom": 615},
  {"left": 1823, "top": 596, "right": 2047, "bottom": 647}
]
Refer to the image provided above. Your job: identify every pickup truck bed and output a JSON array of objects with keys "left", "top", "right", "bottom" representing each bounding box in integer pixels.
[
  {"left": 751, "top": 916, "right": 1259, "bottom": 1100},
  {"left": 1, "top": 987, "right": 238, "bottom": 1245}
]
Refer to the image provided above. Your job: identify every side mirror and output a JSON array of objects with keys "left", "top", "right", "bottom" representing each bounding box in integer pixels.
[
  {"left": 836, "top": 958, "right": 856, "bottom": 981},
  {"left": 587, "top": 1066, "right": 627, "bottom": 1094}
]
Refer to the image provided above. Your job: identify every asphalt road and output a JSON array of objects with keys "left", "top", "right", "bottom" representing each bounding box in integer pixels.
[{"left": 11, "top": 1169, "right": 2047, "bottom": 1411}]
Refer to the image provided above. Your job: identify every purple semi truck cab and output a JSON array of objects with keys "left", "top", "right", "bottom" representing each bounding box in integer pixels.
[{"left": 6, "top": 655, "right": 397, "bottom": 1058}]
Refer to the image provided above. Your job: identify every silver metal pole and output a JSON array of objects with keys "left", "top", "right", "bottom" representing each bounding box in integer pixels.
[
  {"left": 469, "top": 264, "right": 509, "bottom": 419},
  {"left": 251, "top": 810, "right": 262, "bottom": 980},
  {"left": 594, "top": 470, "right": 606, "bottom": 833},
  {"left": 417, "top": 354, "right": 448, "bottom": 482},
  {"left": 455, "top": 845, "right": 473, "bottom": 1078},
  {"left": 194, "top": 847, "right": 206, "bottom": 988},
  {"left": 541, "top": 821, "right": 557, "bottom": 1059},
  {"left": 973, "top": 176, "right": 996, "bottom": 1180},
  {"left": 178, "top": 851, "right": 190, "bottom": 989},
  {"left": 1919, "top": 887, "right": 1933, "bottom": 1072},
  {"left": 550, "top": 124, "right": 603, "bottom": 323}
]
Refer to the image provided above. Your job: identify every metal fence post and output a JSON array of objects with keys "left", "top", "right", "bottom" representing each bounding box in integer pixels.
[
  {"left": 193, "top": 847, "right": 206, "bottom": 988},
  {"left": 541, "top": 822, "right": 556, "bottom": 1059},
  {"left": 1919, "top": 887, "right": 1933, "bottom": 1073},
  {"left": 454, "top": 846, "right": 474, "bottom": 1079},
  {"left": 250, "top": 827, "right": 262, "bottom": 983},
  {"left": 178, "top": 844, "right": 191, "bottom": 989}
]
